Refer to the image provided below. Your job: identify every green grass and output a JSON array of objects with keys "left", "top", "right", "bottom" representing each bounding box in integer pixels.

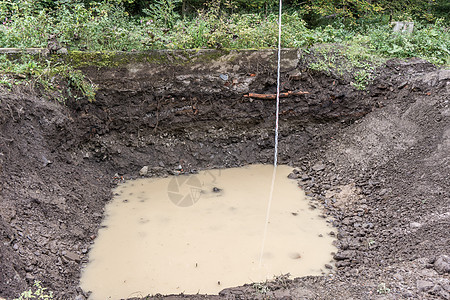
[
  {"left": 0, "top": 2, "right": 449, "bottom": 96},
  {"left": 0, "top": 53, "right": 97, "bottom": 102},
  {"left": 0, "top": 3, "right": 448, "bottom": 66}
]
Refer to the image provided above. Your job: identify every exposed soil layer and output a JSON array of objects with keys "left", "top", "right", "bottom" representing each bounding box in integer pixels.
[{"left": 0, "top": 50, "right": 449, "bottom": 299}]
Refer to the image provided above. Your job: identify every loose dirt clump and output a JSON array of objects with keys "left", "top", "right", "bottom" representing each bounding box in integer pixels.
[{"left": 0, "top": 51, "right": 449, "bottom": 299}]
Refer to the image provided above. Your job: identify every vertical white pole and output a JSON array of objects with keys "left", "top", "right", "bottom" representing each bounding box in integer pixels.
[
  {"left": 260, "top": 0, "right": 283, "bottom": 268},
  {"left": 274, "top": 0, "right": 282, "bottom": 167}
]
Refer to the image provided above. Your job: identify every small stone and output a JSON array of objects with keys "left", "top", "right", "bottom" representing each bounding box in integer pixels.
[
  {"left": 64, "top": 251, "right": 80, "bottom": 262},
  {"left": 379, "top": 189, "right": 388, "bottom": 196},
  {"left": 410, "top": 222, "right": 422, "bottom": 229},
  {"left": 72, "top": 228, "right": 84, "bottom": 238},
  {"left": 219, "top": 74, "right": 228, "bottom": 81},
  {"left": 312, "top": 163, "right": 325, "bottom": 172},
  {"left": 430, "top": 284, "right": 442, "bottom": 295},
  {"left": 421, "top": 268, "right": 436, "bottom": 277},
  {"left": 392, "top": 21, "right": 414, "bottom": 33},
  {"left": 42, "top": 155, "right": 52, "bottom": 167},
  {"left": 25, "top": 273, "right": 34, "bottom": 281},
  {"left": 398, "top": 81, "right": 408, "bottom": 89},
  {"left": 335, "top": 261, "right": 350, "bottom": 268},
  {"left": 289, "top": 72, "right": 302, "bottom": 81},
  {"left": 57, "top": 47, "right": 68, "bottom": 54},
  {"left": 301, "top": 174, "right": 310, "bottom": 181},
  {"left": 417, "top": 280, "right": 434, "bottom": 292},
  {"left": 434, "top": 255, "right": 450, "bottom": 274},
  {"left": 393, "top": 273, "right": 403, "bottom": 281},
  {"left": 334, "top": 250, "right": 355, "bottom": 261},
  {"left": 287, "top": 173, "right": 298, "bottom": 179},
  {"left": 25, "top": 265, "right": 34, "bottom": 272},
  {"left": 402, "top": 291, "right": 414, "bottom": 298},
  {"left": 212, "top": 187, "right": 221, "bottom": 193},
  {"left": 325, "top": 264, "right": 333, "bottom": 269},
  {"left": 139, "top": 166, "right": 148, "bottom": 176},
  {"left": 439, "top": 69, "right": 450, "bottom": 81}
]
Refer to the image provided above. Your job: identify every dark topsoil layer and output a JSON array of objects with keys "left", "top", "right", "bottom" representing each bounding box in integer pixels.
[{"left": 0, "top": 50, "right": 449, "bottom": 299}]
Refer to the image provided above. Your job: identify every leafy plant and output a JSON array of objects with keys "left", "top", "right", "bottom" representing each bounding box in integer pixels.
[
  {"left": 253, "top": 281, "right": 270, "bottom": 295},
  {"left": 0, "top": 54, "right": 97, "bottom": 102},
  {"left": 14, "top": 280, "right": 53, "bottom": 300},
  {"left": 352, "top": 69, "right": 372, "bottom": 90},
  {"left": 143, "top": 0, "right": 181, "bottom": 28},
  {"left": 377, "top": 282, "right": 390, "bottom": 294}
]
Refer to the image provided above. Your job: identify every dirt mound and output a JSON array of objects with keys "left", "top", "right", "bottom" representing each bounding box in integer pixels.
[{"left": 0, "top": 53, "right": 449, "bottom": 299}]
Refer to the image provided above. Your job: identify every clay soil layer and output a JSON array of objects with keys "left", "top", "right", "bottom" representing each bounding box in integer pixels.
[{"left": 0, "top": 50, "right": 449, "bottom": 299}]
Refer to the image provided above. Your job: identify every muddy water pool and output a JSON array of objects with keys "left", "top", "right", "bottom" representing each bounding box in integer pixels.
[{"left": 80, "top": 164, "right": 335, "bottom": 299}]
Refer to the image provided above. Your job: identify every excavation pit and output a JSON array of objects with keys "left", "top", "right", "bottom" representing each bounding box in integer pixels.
[
  {"left": 80, "top": 165, "right": 335, "bottom": 299},
  {"left": 0, "top": 50, "right": 448, "bottom": 300}
]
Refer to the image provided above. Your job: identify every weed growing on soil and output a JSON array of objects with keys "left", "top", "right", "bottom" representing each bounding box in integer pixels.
[
  {"left": 251, "top": 274, "right": 291, "bottom": 297},
  {"left": 368, "top": 19, "right": 450, "bottom": 65},
  {"left": 352, "top": 69, "right": 372, "bottom": 90},
  {"left": 376, "top": 282, "right": 391, "bottom": 294},
  {"left": 273, "top": 273, "right": 291, "bottom": 289},
  {"left": 303, "top": 43, "right": 382, "bottom": 89},
  {"left": 253, "top": 281, "right": 270, "bottom": 295},
  {"left": 0, "top": 54, "right": 97, "bottom": 102},
  {"left": 14, "top": 281, "right": 53, "bottom": 300}
]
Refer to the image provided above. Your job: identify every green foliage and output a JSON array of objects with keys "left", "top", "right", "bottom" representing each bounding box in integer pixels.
[
  {"left": 0, "top": 53, "right": 97, "bottom": 102},
  {"left": 352, "top": 69, "right": 372, "bottom": 90},
  {"left": 303, "top": 0, "right": 383, "bottom": 20},
  {"left": 14, "top": 281, "right": 53, "bottom": 300},
  {"left": 368, "top": 19, "right": 450, "bottom": 65},
  {"left": 143, "top": 0, "right": 181, "bottom": 28},
  {"left": 0, "top": 1, "right": 144, "bottom": 51},
  {"left": 377, "top": 282, "right": 390, "bottom": 294},
  {"left": 1, "top": 0, "right": 449, "bottom": 65},
  {"left": 253, "top": 281, "right": 270, "bottom": 295},
  {"left": 304, "top": 41, "right": 381, "bottom": 90}
]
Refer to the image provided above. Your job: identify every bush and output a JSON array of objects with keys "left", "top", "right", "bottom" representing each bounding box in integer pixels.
[
  {"left": 368, "top": 19, "right": 450, "bottom": 65},
  {"left": 0, "top": 0, "right": 448, "bottom": 67}
]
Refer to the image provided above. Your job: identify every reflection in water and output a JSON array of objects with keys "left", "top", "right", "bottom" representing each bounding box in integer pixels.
[{"left": 80, "top": 164, "right": 335, "bottom": 299}]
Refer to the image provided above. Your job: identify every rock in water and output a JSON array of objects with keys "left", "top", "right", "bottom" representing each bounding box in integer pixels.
[{"left": 288, "top": 172, "right": 298, "bottom": 179}]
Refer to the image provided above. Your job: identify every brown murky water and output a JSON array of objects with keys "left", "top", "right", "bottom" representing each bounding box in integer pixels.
[{"left": 80, "top": 164, "right": 335, "bottom": 299}]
